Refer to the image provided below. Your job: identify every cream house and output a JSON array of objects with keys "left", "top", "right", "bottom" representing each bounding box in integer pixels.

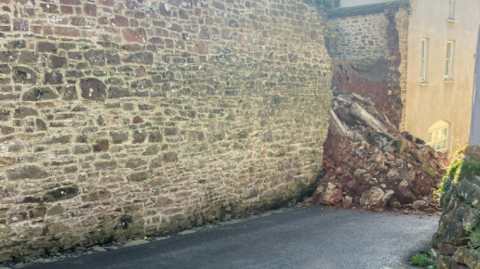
[{"left": 404, "top": 0, "right": 480, "bottom": 154}]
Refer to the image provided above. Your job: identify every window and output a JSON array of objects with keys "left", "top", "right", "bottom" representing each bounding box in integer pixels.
[
  {"left": 427, "top": 121, "right": 450, "bottom": 152},
  {"left": 449, "top": 0, "right": 456, "bottom": 20},
  {"left": 421, "top": 38, "right": 429, "bottom": 82},
  {"left": 445, "top": 41, "right": 454, "bottom": 80}
]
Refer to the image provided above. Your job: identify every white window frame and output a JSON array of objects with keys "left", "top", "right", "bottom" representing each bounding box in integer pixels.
[
  {"left": 420, "top": 38, "right": 429, "bottom": 82},
  {"left": 427, "top": 121, "right": 450, "bottom": 153},
  {"left": 445, "top": 41, "right": 455, "bottom": 80},
  {"left": 449, "top": 0, "right": 456, "bottom": 20}
]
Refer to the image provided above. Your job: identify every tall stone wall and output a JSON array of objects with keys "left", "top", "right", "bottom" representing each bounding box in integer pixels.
[{"left": 0, "top": 0, "right": 332, "bottom": 261}]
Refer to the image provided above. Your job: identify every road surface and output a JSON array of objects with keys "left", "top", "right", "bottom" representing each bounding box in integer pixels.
[{"left": 26, "top": 207, "right": 439, "bottom": 269}]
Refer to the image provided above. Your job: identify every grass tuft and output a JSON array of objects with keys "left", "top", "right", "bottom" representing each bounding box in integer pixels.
[
  {"left": 409, "top": 249, "right": 435, "bottom": 268},
  {"left": 462, "top": 225, "right": 480, "bottom": 249}
]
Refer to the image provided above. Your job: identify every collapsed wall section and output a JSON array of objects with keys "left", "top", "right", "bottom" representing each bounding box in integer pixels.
[
  {"left": 326, "top": 2, "right": 408, "bottom": 128},
  {"left": 0, "top": 0, "right": 332, "bottom": 261}
]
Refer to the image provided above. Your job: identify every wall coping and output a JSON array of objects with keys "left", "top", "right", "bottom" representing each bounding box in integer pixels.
[{"left": 327, "top": 1, "right": 402, "bottom": 18}]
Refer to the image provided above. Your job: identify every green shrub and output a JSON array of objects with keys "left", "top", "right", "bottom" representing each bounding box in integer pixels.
[
  {"left": 439, "top": 154, "right": 480, "bottom": 209},
  {"left": 409, "top": 252, "right": 435, "bottom": 267}
]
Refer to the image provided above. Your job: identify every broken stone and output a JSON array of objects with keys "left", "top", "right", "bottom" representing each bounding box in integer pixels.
[
  {"left": 92, "top": 246, "right": 107, "bottom": 252},
  {"left": 342, "top": 196, "right": 352, "bottom": 208},
  {"left": 321, "top": 183, "right": 342, "bottom": 205},
  {"left": 349, "top": 103, "right": 387, "bottom": 134},
  {"left": 382, "top": 146, "right": 394, "bottom": 153},
  {"left": 360, "top": 187, "right": 384, "bottom": 208},
  {"left": 394, "top": 139, "right": 410, "bottom": 154},
  {"left": 422, "top": 163, "right": 437, "bottom": 177},
  {"left": 387, "top": 169, "right": 400, "bottom": 179},
  {"left": 328, "top": 110, "right": 347, "bottom": 137},
  {"left": 397, "top": 180, "right": 417, "bottom": 204},
  {"left": 377, "top": 190, "right": 394, "bottom": 207},
  {"left": 368, "top": 151, "right": 382, "bottom": 163},
  {"left": 123, "top": 239, "right": 149, "bottom": 247},
  {"left": 354, "top": 169, "right": 367, "bottom": 177},
  {"left": 412, "top": 200, "right": 430, "bottom": 210},
  {"left": 410, "top": 148, "right": 426, "bottom": 164}
]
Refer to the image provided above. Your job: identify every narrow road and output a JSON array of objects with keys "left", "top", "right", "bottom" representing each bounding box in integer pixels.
[{"left": 26, "top": 207, "right": 439, "bottom": 269}]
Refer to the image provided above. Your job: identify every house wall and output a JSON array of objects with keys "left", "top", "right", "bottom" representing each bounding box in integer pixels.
[
  {"left": 0, "top": 0, "right": 332, "bottom": 261},
  {"left": 404, "top": 0, "right": 480, "bottom": 153}
]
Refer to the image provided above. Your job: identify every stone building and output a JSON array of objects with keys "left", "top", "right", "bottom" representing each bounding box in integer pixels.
[
  {"left": 328, "top": 0, "right": 480, "bottom": 154},
  {"left": 0, "top": 0, "right": 332, "bottom": 262}
]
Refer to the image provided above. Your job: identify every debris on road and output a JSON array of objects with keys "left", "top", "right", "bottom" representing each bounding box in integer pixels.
[{"left": 310, "top": 92, "right": 450, "bottom": 213}]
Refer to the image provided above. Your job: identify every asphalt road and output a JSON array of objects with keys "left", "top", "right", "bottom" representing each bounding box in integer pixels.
[{"left": 26, "top": 207, "right": 439, "bottom": 269}]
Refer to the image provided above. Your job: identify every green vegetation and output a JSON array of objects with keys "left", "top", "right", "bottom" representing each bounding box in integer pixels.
[
  {"left": 439, "top": 147, "right": 480, "bottom": 209},
  {"left": 409, "top": 249, "right": 436, "bottom": 268},
  {"left": 463, "top": 225, "right": 480, "bottom": 249},
  {"left": 24, "top": 256, "right": 35, "bottom": 263}
]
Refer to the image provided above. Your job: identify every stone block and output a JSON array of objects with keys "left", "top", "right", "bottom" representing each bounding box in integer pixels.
[
  {"left": 94, "top": 160, "right": 117, "bottom": 170},
  {"left": 123, "top": 28, "right": 147, "bottom": 43},
  {"left": 127, "top": 171, "right": 152, "bottom": 181},
  {"left": 12, "top": 67, "right": 37, "bottom": 84},
  {"left": 126, "top": 158, "right": 147, "bottom": 169},
  {"left": 6, "top": 165, "right": 50, "bottom": 180},
  {"left": 80, "top": 78, "right": 106, "bottom": 100},
  {"left": 13, "top": 107, "right": 38, "bottom": 119},
  {"left": 43, "top": 186, "right": 79, "bottom": 202},
  {"left": 81, "top": 190, "right": 111, "bottom": 202},
  {"left": 110, "top": 131, "right": 128, "bottom": 144}
]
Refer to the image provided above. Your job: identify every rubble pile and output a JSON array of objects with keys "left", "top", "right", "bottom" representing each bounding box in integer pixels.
[{"left": 311, "top": 92, "right": 450, "bottom": 213}]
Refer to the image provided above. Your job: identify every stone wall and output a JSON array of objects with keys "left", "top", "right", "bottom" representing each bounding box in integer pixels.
[
  {"left": 432, "top": 152, "right": 480, "bottom": 269},
  {"left": 395, "top": 7, "right": 408, "bottom": 131},
  {"left": 328, "top": 12, "right": 389, "bottom": 61},
  {"left": 0, "top": 0, "right": 332, "bottom": 261}
]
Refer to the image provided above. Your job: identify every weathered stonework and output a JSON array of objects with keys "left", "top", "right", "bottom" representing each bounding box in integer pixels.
[
  {"left": 328, "top": 13, "right": 389, "bottom": 61},
  {"left": 395, "top": 8, "right": 409, "bottom": 131},
  {"left": 0, "top": 0, "right": 331, "bottom": 262}
]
